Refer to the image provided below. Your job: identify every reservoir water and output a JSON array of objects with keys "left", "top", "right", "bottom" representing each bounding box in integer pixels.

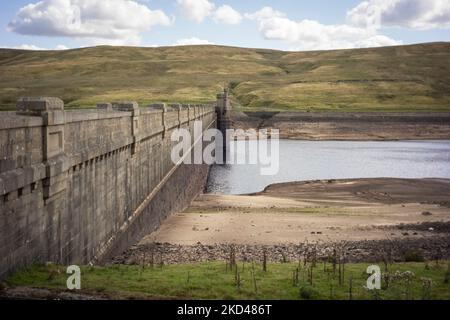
[{"left": 206, "top": 140, "right": 450, "bottom": 195}]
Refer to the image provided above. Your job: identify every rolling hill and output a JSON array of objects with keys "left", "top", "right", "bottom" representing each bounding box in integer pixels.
[{"left": 0, "top": 42, "right": 449, "bottom": 112}]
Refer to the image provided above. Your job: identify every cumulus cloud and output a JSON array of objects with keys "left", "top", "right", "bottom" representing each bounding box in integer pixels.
[
  {"left": 347, "top": 0, "right": 450, "bottom": 30},
  {"left": 177, "top": 1, "right": 242, "bottom": 25},
  {"left": 1, "top": 44, "right": 70, "bottom": 50},
  {"left": 7, "top": 0, "right": 172, "bottom": 45},
  {"left": 177, "top": 0, "right": 215, "bottom": 23},
  {"left": 11, "top": 44, "right": 48, "bottom": 50},
  {"left": 212, "top": 5, "right": 242, "bottom": 25},
  {"left": 173, "top": 37, "right": 214, "bottom": 46},
  {"left": 245, "top": 6, "right": 285, "bottom": 21},
  {"left": 246, "top": 6, "right": 402, "bottom": 50},
  {"left": 55, "top": 44, "right": 70, "bottom": 50}
]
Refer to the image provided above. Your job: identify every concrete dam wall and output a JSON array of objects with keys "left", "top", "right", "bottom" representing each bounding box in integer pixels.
[{"left": 0, "top": 98, "right": 217, "bottom": 278}]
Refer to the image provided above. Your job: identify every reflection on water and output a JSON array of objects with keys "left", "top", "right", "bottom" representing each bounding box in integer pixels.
[{"left": 206, "top": 140, "right": 450, "bottom": 195}]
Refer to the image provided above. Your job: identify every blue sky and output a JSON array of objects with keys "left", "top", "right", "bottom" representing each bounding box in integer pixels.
[{"left": 1, "top": 0, "right": 449, "bottom": 51}]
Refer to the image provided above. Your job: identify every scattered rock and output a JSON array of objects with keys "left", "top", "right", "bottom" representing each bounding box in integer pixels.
[{"left": 111, "top": 236, "right": 450, "bottom": 265}]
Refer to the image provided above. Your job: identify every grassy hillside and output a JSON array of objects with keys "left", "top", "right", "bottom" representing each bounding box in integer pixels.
[{"left": 0, "top": 42, "right": 450, "bottom": 112}]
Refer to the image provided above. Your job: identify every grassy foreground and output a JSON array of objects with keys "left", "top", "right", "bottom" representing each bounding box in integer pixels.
[
  {"left": 1, "top": 42, "right": 450, "bottom": 112},
  {"left": 5, "top": 261, "right": 450, "bottom": 300}
]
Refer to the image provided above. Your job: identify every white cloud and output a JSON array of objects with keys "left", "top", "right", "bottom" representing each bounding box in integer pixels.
[
  {"left": 212, "top": 5, "right": 242, "bottom": 25},
  {"left": 11, "top": 44, "right": 48, "bottom": 50},
  {"left": 7, "top": 0, "right": 172, "bottom": 45},
  {"left": 173, "top": 37, "right": 214, "bottom": 46},
  {"left": 245, "top": 6, "right": 285, "bottom": 21},
  {"left": 82, "top": 36, "right": 142, "bottom": 46},
  {"left": 55, "top": 44, "right": 69, "bottom": 50},
  {"left": 247, "top": 6, "right": 402, "bottom": 50},
  {"left": 353, "top": 34, "right": 401, "bottom": 48},
  {"left": 347, "top": 0, "right": 450, "bottom": 30},
  {"left": 1, "top": 44, "right": 70, "bottom": 50},
  {"left": 177, "top": 0, "right": 215, "bottom": 23},
  {"left": 177, "top": 1, "right": 242, "bottom": 25}
]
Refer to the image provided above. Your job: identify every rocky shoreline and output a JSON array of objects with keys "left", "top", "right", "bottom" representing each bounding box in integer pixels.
[
  {"left": 231, "top": 112, "right": 450, "bottom": 140},
  {"left": 111, "top": 234, "right": 450, "bottom": 266}
]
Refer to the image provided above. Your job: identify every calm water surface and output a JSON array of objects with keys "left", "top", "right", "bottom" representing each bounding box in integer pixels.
[{"left": 206, "top": 140, "right": 450, "bottom": 195}]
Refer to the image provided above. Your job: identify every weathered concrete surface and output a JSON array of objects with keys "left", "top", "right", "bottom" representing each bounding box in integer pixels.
[
  {"left": 100, "top": 163, "right": 210, "bottom": 262},
  {"left": 0, "top": 97, "right": 217, "bottom": 278},
  {"left": 216, "top": 89, "right": 232, "bottom": 161},
  {"left": 232, "top": 112, "right": 450, "bottom": 140}
]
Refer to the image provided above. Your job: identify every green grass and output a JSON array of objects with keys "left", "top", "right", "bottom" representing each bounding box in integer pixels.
[
  {"left": 5, "top": 261, "right": 450, "bottom": 300},
  {"left": 0, "top": 42, "right": 450, "bottom": 112}
]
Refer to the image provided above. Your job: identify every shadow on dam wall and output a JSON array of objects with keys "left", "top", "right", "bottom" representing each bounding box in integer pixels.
[{"left": 0, "top": 97, "right": 217, "bottom": 278}]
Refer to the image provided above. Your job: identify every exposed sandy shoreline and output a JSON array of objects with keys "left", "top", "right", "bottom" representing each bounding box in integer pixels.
[
  {"left": 140, "top": 178, "right": 450, "bottom": 245},
  {"left": 231, "top": 112, "right": 450, "bottom": 140},
  {"left": 113, "top": 178, "right": 450, "bottom": 264}
]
